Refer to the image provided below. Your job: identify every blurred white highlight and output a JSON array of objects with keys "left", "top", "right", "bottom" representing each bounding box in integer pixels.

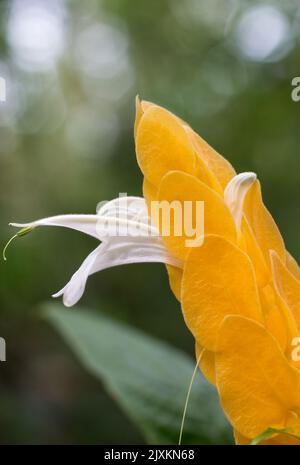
[
  {"left": 7, "top": 0, "right": 66, "bottom": 71},
  {"left": 0, "top": 77, "right": 6, "bottom": 102},
  {"left": 236, "top": 5, "right": 290, "bottom": 62}
]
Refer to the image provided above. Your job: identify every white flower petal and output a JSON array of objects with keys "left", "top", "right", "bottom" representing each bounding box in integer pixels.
[
  {"left": 10, "top": 215, "right": 102, "bottom": 240},
  {"left": 52, "top": 244, "right": 102, "bottom": 307},
  {"left": 224, "top": 172, "right": 257, "bottom": 231},
  {"left": 10, "top": 211, "right": 160, "bottom": 241},
  {"left": 97, "top": 196, "right": 150, "bottom": 224},
  {"left": 96, "top": 216, "right": 159, "bottom": 241},
  {"left": 53, "top": 238, "right": 182, "bottom": 307}
]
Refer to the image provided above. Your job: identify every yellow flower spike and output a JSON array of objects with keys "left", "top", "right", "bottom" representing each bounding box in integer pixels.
[
  {"left": 182, "top": 235, "right": 262, "bottom": 351},
  {"left": 157, "top": 171, "right": 236, "bottom": 261},
  {"left": 286, "top": 251, "right": 300, "bottom": 281},
  {"left": 135, "top": 105, "right": 197, "bottom": 186},
  {"left": 216, "top": 315, "right": 300, "bottom": 439},
  {"left": 244, "top": 179, "right": 285, "bottom": 265},
  {"left": 271, "top": 250, "right": 300, "bottom": 332},
  {"left": 184, "top": 126, "right": 236, "bottom": 190}
]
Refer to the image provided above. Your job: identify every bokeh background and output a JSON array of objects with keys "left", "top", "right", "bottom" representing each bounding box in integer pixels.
[{"left": 1, "top": 0, "right": 300, "bottom": 444}]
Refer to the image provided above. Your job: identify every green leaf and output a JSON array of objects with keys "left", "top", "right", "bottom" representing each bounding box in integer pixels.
[
  {"left": 251, "top": 427, "right": 300, "bottom": 445},
  {"left": 43, "top": 303, "right": 233, "bottom": 445}
]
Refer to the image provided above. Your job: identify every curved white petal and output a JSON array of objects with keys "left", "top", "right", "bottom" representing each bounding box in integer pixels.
[
  {"left": 10, "top": 206, "right": 160, "bottom": 241},
  {"left": 52, "top": 244, "right": 102, "bottom": 307},
  {"left": 224, "top": 172, "right": 257, "bottom": 231},
  {"left": 10, "top": 215, "right": 102, "bottom": 240},
  {"left": 53, "top": 238, "right": 182, "bottom": 307},
  {"left": 96, "top": 216, "right": 159, "bottom": 240},
  {"left": 97, "top": 196, "right": 150, "bottom": 224}
]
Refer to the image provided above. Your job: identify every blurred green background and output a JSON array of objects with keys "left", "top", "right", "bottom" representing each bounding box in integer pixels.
[{"left": 1, "top": 0, "right": 300, "bottom": 444}]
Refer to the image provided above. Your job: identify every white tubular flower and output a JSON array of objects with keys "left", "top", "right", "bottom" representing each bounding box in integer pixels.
[
  {"left": 7, "top": 174, "right": 256, "bottom": 307},
  {"left": 9, "top": 196, "right": 182, "bottom": 307}
]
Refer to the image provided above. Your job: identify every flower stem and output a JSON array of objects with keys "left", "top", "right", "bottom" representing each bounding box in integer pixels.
[{"left": 178, "top": 353, "right": 201, "bottom": 445}]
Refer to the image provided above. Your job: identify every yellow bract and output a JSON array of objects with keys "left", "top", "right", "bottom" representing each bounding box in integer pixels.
[
  {"left": 240, "top": 217, "right": 270, "bottom": 287},
  {"left": 185, "top": 126, "right": 236, "bottom": 190},
  {"left": 216, "top": 316, "right": 300, "bottom": 439},
  {"left": 195, "top": 343, "right": 216, "bottom": 385},
  {"left": 134, "top": 98, "right": 300, "bottom": 444},
  {"left": 136, "top": 105, "right": 197, "bottom": 186},
  {"left": 244, "top": 180, "right": 286, "bottom": 264},
  {"left": 271, "top": 250, "right": 300, "bottom": 332},
  {"left": 157, "top": 172, "right": 236, "bottom": 261},
  {"left": 286, "top": 251, "right": 300, "bottom": 280},
  {"left": 182, "top": 235, "right": 262, "bottom": 351}
]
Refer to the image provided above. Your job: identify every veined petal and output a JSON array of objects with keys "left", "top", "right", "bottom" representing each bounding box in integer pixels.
[
  {"left": 271, "top": 250, "right": 300, "bottom": 333},
  {"left": 157, "top": 171, "right": 236, "bottom": 261},
  {"left": 259, "top": 284, "right": 289, "bottom": 352},
  {"left": 135, "top": 105, "right": 197, "bottom": 187},
  {"left": 286, "top": 251, "right": 300, "bottom": 281},
  {"left": 216, "top": 315, "right": 300, "bottom": 439},
  {"left": 240, "top": 216, "right": 270, "bottom": 287},
  {"left": 53, "top": 238, "right": 182, "bottom": 307},
  {"left": 224, "top": 172, "right": 257, "bottom": 231},
  {"left": 184, "top": 126, "right": 236, "bottom": 190},
  {"left": 195, "top": 343, "right": 216, "bottom": 385},
  {"left": 182, "top": 234, "right": 262, "bottom": 351},
  {"left": 135, "top": 98, "right": 233, "bottom": 194}
]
